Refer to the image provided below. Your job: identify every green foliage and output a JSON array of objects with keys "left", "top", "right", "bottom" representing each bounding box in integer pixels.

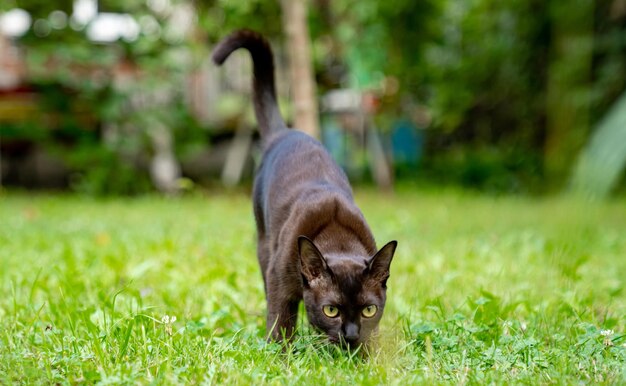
[
  {"left": 63, "top": 143, "right": 153, "bottom": 195},
  {"left": 311, "top": 0, "right": 625, "bottom": 190},
  {"left": 425, "top": 1, "right": 547, "bottom": 130},
  {"left": 418, "top": 145, "right": 543, "bottom": 193},
  {"left": 0, "top": 0, "right": 73, "bottom": 16},
  {"left": 311, "top": 0, "right": 439, "bottom": 91},
  {"left": 5, "top": 0, "right": 292, "bottom": 194},
  {"left": 0, "top": 191, "right": 625, "bottom": 383},
  {"left": 5, "top": 0, "right": 626, "bottom": 192}
]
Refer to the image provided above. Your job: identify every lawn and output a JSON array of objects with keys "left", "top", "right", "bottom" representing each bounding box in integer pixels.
[{"left": 1, "top": 189, "right": 625, "bottom": 384}]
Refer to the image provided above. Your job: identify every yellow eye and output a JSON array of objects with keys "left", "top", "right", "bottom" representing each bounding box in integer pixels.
[
  {"left": 362, "top": 305, "right": 378, "bottom": 318},
  {"left": 322, "top": 305, "right": 339, "bottom": 318}
]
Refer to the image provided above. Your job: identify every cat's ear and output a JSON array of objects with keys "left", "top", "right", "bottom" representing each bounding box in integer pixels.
[
  {"left": 367, "top": 241, "right": 397, "bottom": 286},
  {"left": 298, "top": 236, "right": 330, "bottom": 285}
]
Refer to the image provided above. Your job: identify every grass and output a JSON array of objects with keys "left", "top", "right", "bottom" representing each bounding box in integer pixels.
[{"left": 0, "top": 188, "right": 625, "bottom": 384}]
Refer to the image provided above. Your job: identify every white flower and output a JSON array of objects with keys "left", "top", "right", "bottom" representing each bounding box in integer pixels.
[
  {"left": 161, "top": 314, "right": 177, "bottom": 336},
  {"left": 600, "top": 329, "right": 615, "bottom": 346}
]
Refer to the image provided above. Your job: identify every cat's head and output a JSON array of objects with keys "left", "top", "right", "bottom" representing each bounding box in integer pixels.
[{"left": 298, "top": 236, "right": 397, "bottom": 347}]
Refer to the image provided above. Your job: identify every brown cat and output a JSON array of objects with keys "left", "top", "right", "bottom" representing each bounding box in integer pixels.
[{"left": 212, "top": 29, "right": 397, "bottom": 347}]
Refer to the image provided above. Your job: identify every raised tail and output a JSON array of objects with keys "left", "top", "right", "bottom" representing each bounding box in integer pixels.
[{"left": 212, "top": 29, "right": 287, "bottom": 139}]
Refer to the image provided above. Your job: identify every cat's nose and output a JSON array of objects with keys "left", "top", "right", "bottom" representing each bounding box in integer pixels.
[{"left": 342, "top": 323, "right": 360, "bottom": 342}]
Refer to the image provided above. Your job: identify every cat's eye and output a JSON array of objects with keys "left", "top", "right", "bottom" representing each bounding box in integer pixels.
[
  {"left": 322, "top": 305, "right": 339, "bottom": 318},
  {"left": 362, "top": 305, "right": 378, "bottom": 318}
]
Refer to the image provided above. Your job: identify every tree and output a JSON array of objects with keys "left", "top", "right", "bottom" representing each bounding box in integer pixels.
[{"left": 281, "top": 0, "right": 320, "bottom": 138}]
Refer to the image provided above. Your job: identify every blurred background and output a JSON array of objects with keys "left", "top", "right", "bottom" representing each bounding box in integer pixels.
[{"left": 1, "top": 0, "right": 625, "bottom": 197}]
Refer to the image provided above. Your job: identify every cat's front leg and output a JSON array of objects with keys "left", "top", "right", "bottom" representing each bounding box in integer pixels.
[{"left": 266, "top": 292, "right": 299, "bottom": 342}]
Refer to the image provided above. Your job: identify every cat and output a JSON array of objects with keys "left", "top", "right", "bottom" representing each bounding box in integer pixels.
[{"left": 212, "top": 29, "right": 397, "bottom": 347}]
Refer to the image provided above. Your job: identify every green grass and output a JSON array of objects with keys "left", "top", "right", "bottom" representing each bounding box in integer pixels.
[{"left": 1, "top": 189, "right": 625, "bottom": 384}]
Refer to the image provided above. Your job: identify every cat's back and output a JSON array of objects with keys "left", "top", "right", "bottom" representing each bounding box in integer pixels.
[
  {"left": 257, "top": 130, "right": 352, "bottom": 196},
  {"left": 253, "top": 130, "right": 361, "bottom": 234}
]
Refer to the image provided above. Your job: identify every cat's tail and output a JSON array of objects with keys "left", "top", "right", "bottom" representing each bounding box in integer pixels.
[{"left": 212, "top": 29, "right": 287, "bottom": 139}]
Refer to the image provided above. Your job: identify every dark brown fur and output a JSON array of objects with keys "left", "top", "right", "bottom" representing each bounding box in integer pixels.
[{"left": 212, "top": 29, "right": 397, "bottom": 346}]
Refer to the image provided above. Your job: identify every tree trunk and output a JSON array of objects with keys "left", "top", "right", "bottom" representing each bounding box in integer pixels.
[
  {"left": 545, "top": 0, "right": 594, "bottom": 187},
  {"left": 281, "top": 0, "right": 320, "bottom": 138}
]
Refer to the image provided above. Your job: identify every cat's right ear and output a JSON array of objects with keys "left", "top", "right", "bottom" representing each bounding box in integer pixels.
[{"left": 298, "top": 236, "right": 330, "bottom": 285}]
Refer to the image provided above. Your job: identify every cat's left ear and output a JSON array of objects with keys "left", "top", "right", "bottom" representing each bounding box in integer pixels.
[{"left": 367, "top": 241, "right": 397, "bottom": 286}]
